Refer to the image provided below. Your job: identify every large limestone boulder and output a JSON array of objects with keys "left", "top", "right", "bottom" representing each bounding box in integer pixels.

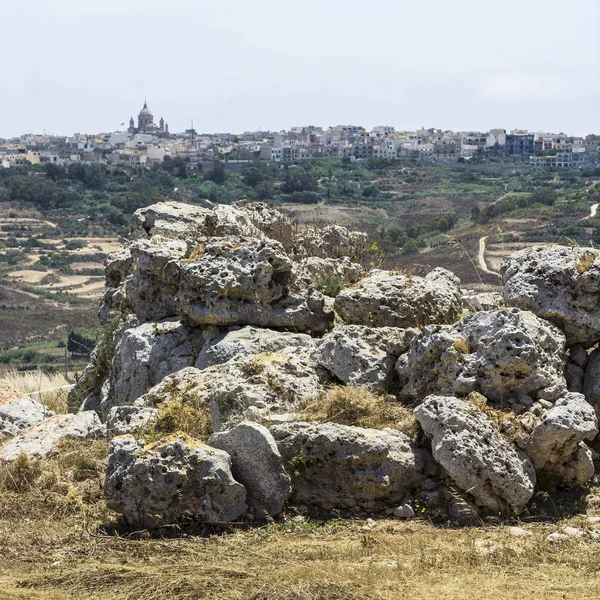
[
  {"left": 0, "top": 412, "right": 105, "bottom": 462},
  {"left": 314, "top": 325, "right": 417, "bottom": 392},
  {"left": 302, "top": 256, "right": 365, "bottom": 286},
  {"left": 139, "top": 346, "right": 323, "bottom": 431},
  {"left": 501, "top": 245, "right": 600, "bottom": 347},
  {"left": 295, "top": 225, "right": 368, "bottom": 262},
  {"left": 526, "top": 393, "right": 597, "bottom": 486},
  {"left": 120, "top": 237, "right": 187, "bottom": 322},
  {"left": 270, "top": 422, "right": 426, "bottom": 513},
  {"left": 101, "top": 319, "right": 207, "bottom": 418},
  {"left": 399, "top": 308, "right": 567, "bottom": 403},
  {"left": 240, "top": 201, "right": 295, "bottom": 252},
  {"left": 208, "top": 422, "right": 291, "bottom": 518},
  {"left": 105, "top": 434, "right": 247, "bottom": 528},
  {"left": 334, "top": 268, "right": 462, "bottom": 328},
  {"left": 130, "top": 201, "right": 259, "bottom": 241},
  {"left": 583, "top": 348, "right": 600, "bottom": 416},
  {"left": 0, "top": 382, "right": 54, "bottom": 437},
  {"left": 175, "top": 237, "right": 333, "bottom": 333},
  {"left": 414, "top": 395, "right": 536, "bottom": 515},
  {"left": 195, "top": 326, "right": 315, "bottom": 370}
]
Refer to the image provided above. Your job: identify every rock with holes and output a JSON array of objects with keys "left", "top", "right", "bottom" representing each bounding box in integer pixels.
[
  {"left": 0, "top": 412, "right": 105, "bottom": 461},
  {"left": 106, "top": 406, "right": 158, "bottom": 436},
  {"left": 526, "top": 392, "right": 597, "bottom": 486},
  {"left": 208, "top": 422, "right": 291, "bottom": 518},
  {"left": 501, "top": 245, "right": 600, "bottom": 347},
  {"left": 314, "top": 325, "right": 418, "bottom": 392},
  {"left": 0, "top": 381, "right": 54, "bottom": 437},
  {"left": 100, "top": 318, "right": 208, "bottom": 418},
  {"left": 414, "top": 395, "right": 536, "bottom": 515},
  {"left": 295, "top": 225, "right": 368, "bottom": 262},
  {"left": 334, "top": 268, "right": 462, "bottom": 328},
  {"left": 195, "top": 326, "right": 315, "bottom": 370},
  {"left": 270, "top": 422, "right": 426, "bottom": 513},
  {"left": 399, "top": 308, "right": 567, "bottom": 403},
  {"left": 175, "top": 237, "right": 333, "bottom": 333},
  {"left": 104, "top": 434, "right": 247, "bottom": 527},
  {"left": 139, "top": 347, "right": 322, "bottom": 431},
  {"left": 240, "top": 201, "right": 295, "bottom": 252},
  {"left": 302, "top": 256, "right": 365, "bottom": 287},
  {"left": 130, "top": 201, "right": 260, "bottom": 242},
  {"left": 121, "top": 236, "right": 188, "bottom": 322}
]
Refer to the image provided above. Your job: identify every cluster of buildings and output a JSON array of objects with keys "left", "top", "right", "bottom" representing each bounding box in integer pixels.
[{"left": 1, "top": 101, "right": 599, "bottom": 170}]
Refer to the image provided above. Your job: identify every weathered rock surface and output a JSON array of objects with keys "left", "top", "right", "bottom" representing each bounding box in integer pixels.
[
  {"left": 462, "top": 291, "right": 504, "bottom": 312},
  {"left": 335, "top": 268, "right": 462, "bottom": 328},
  {"left": 302, "top": 256, "right": 365, "bottom": 286},
  {"left": 195, "top": 326, "right": 315, "bottom": 370},
  {"left": 105, "top": 434, "right": 247, "bottom": 527},
  {"left": 583, "top": 348, "right": 600, "bottom": 415},
  {"left": 270, "top": 422, "right": 426, "bottom": 513},
  {"left": 501, "top": 245, "right": 600, "bottom": 346},
  {"left": 101, "top": 319, "right": 207, "bottom": 418},
  {"left": 399, "top": 308, "right": 567, "bottom": 403},
  {"left": 130, "top": 201, "right": 259, "bottom": 241},
  {"left": 175, "top": 237, "right": 333, "bottom": 333},
  {"left": 414, "top": 395, "right": 536, "bottom": 515},
  {"left": 208, "top": 422, "right": 291, "bottom": 517},
  {"left": 106, "top": 406, "right": 158, "bottom": 436},
  {"left": 0, "top": 412, "right": 105, "bottom": 461},
  {"left": 295, "top": 225, "right": 368, "bottom": 262},
  {"left": 526, "top": 392, "right": 597, "bottom": 485},
  {"left": 315, "top": 325, "right": 417, "bottom": 392},
  {"left": 0, "top": 382, "right": 54, "bottom": 437},
  {"left": 139, "top": 347, "right": 322, "bottom": 431},
  {"left": 240, "top": 201, "right": 295, "bottom": 252}
]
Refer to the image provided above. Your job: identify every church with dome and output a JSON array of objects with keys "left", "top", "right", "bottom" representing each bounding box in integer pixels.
[{"left": 128, "top": 101, "right": 169, "bottom": 136}]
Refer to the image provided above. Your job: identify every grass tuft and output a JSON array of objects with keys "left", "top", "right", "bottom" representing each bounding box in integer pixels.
[{"left": 299, "top": 386, "right": 419, "bottom": 439}]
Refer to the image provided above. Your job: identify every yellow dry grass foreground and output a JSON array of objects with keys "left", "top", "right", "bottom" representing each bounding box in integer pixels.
[
  {"left": 0, "top": 370, "right": 70, "bottom": 414},
  {"left": 0, "top": 439, "right": 599, "bottom": 600}
]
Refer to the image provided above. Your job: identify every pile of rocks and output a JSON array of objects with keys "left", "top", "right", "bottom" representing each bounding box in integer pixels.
[{"left": 2, "top": 201, "right": 600, "bottom": 529}]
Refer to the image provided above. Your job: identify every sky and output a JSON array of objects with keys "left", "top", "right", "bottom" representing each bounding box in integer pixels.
[{"left": 1, "top": 0, "right": 599, "bottom": 138}]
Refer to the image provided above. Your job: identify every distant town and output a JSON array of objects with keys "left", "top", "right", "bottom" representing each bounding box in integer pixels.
[{"left": 1, "top": 100, "right": 599, "bottom": 170}]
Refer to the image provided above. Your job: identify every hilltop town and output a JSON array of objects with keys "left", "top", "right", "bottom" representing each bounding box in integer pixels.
[{"left": 2, "top": 101, "right": 599, "bottom": 170}]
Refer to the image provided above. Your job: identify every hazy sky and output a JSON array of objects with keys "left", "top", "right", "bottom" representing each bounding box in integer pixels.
[{"left": 2, "top": 0, "right": 599, "bottom": 137}]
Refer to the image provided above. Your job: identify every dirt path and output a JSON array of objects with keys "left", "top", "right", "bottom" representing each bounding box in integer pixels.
[
  {"left": 478, "top": 236, "right": 500, "bottom": 276},
  {"left": 589, "top": 203, "right": 598, "bottom": 219}
]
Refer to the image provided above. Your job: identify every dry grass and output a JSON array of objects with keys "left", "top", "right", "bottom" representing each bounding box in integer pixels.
[
  {"left": 0, "top": 370, "right": 70, "bottom": 414},
  {"left": 577, "top": 251, "right": 596, "bottom": 274},
  {"left": 453, "top": 337, "right": 470, "bottom": 354},
  {"left": 0, "top": 439, "right": 599, "bottom": 599},
  {"left": 149, "top": 398, "right": 213, "bottom": 442},
  {"left": 299, "top": 387, "right": 419, "bottom": 439},
  {"left": 464, "top": 392, "right": 523, "bottom": 443}
]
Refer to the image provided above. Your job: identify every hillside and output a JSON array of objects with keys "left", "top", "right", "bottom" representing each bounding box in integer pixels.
[{"left": 1, "top": 160, "right": 598, "bottom": 371}]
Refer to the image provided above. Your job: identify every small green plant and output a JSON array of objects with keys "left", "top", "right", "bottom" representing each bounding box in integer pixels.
[
  {"left": 314, "top": 273, "right": 343, "bottom": 298},
  {"left": 289, "top": 451, "right": 316, "bottom": 478}
]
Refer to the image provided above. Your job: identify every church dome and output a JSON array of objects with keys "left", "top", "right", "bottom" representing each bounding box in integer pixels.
[{"left": 139, "top": 101, "right": 153, "bottom": 117}]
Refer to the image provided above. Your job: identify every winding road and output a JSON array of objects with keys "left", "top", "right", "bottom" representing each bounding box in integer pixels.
[
  {"left": 477, "top": 235, "right": 500, "bottom": 277},
  {"left": 588, "top": 203, "right": 598, "bottom": 219}
]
